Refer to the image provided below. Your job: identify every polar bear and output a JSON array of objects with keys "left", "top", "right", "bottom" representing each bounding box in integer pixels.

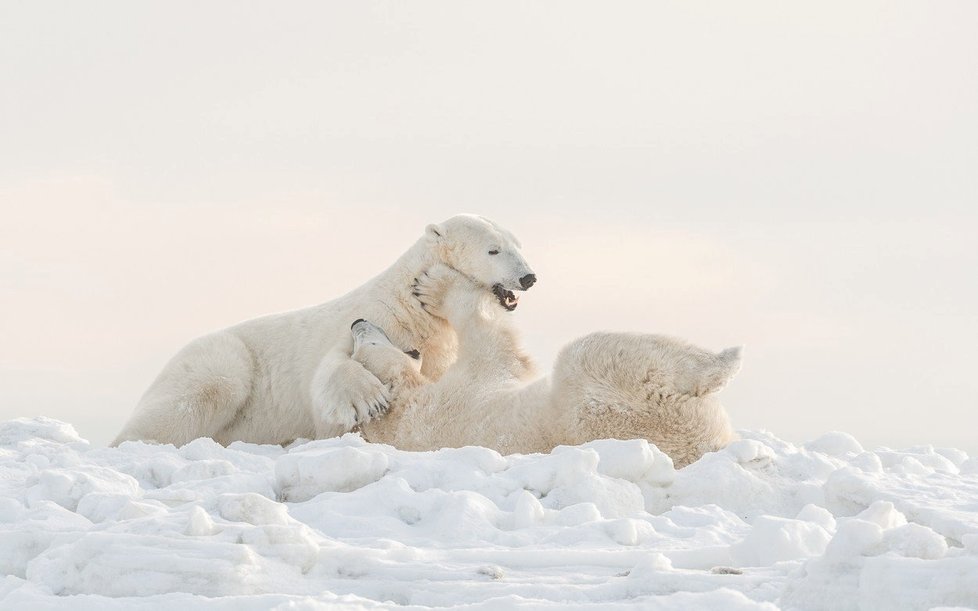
[
  {"left": 352, "top": 266, "right": 740, "bottom": 468},
  {"left": 111, "top": 215, "right": 536, "bottom": 447}
]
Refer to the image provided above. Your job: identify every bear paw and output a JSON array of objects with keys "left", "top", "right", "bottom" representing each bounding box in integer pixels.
[
  {"left": 320, "top": 362, "right": 391, "bottom": 429},
  {"left": 412, "top": 263, "right": 470, "bottom": 319}
]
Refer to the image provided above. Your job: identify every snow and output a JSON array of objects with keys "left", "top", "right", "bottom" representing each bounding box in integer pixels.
[{"left": 2, "top": 417, "right": 977, "bottom": 610}]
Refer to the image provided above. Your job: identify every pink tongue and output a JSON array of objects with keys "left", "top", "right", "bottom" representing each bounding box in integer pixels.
[{"left": 499, "top": 290, "right": 519, "bottom": 311}]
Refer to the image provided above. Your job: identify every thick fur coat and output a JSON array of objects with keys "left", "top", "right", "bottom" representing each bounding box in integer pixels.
[
  {"left": 355, "top": 266, "right": 740, "bottom": 468},
  {"left": 112, "top": 215, "right": 535, "bottom": 447}
]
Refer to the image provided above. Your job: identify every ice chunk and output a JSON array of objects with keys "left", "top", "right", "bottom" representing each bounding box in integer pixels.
[
  {"left": 732, "top": 515, "right": 832, "bottom": 566},
  {"left": 275, "top": 445, "right": 389, "bottom": 502},
  {"left": 806, "top": 431, "right": 864, "bottom": 456}
]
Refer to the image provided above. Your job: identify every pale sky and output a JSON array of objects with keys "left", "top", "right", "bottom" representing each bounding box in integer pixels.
[{"left": 2, "top": 1, "right": 977, "bottom": 453}]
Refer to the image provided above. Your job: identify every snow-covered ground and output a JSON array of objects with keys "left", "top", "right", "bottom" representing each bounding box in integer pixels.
[{"left": 1, "top": 417, "right": 977, "bottom": 610}]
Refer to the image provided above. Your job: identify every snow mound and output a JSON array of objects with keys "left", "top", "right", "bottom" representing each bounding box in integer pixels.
[{"left": 1, "top": 417, "right": 976, "bottom": 609}]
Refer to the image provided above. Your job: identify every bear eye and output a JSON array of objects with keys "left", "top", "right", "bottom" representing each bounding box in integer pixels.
[{"left": 488, "top": 249, "right": 499, "bottom": 255}]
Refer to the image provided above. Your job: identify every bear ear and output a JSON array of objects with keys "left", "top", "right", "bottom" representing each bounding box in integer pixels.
[
  {"left": 425, "top": 223, "right": 443, "bottom": 239},
  {"left": 695, "top": 346, "right": 743, "bottom": 396}
]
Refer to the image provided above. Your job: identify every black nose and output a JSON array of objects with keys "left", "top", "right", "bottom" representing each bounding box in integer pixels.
[{"left": 519, "top": 274, "right": 537, "bottom": 289}]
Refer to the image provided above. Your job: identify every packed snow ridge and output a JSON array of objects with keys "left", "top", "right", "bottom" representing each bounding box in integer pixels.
[{"left": 2, "top": 418, "right": 977, "bottom": 610}]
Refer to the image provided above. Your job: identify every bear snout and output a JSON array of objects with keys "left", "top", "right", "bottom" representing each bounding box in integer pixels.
[{"left": 519, "top": 273, "right": 537, "bottom": 289}]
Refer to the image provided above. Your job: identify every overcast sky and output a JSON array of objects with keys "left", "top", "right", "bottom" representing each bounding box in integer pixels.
[{"left": 2, "top": 1, "right": 977, "bottom": 452}]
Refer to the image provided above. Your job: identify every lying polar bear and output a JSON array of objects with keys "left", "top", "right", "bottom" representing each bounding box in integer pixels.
[
  {"left": 112, "top": 215, "right": 536, "bottom": 447},
  {"left": 352, "top": 265, "right": 740, "bottom": 468}
]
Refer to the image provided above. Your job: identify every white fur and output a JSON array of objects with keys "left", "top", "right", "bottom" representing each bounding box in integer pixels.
[
  {"left": 112, "top": 215, "right": 534, "bottom": 447},
  {"left": 355, "top": 266, "right": 739, "bottom": 468}
]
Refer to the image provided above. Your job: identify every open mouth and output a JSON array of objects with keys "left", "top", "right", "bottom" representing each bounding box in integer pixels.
[{"left": 492, "top": 284, "right": 520, "bottom": 311}]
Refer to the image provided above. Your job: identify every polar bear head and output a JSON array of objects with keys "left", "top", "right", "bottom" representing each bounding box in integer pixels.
[
  {"left": 426, "top": 215, "right": 536, "bottom": 298},
  {"left": 351, "top": 319, "right": 422, "bottom": 388}
]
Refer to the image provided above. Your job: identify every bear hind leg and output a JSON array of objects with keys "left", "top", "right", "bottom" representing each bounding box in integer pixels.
[{"left": 111, "top": 333, "right": 255, "bottom": 447}]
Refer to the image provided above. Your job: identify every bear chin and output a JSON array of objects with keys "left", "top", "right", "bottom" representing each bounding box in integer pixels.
[{"left": 492, "top": 284, "right": 519, "bottom": 311}]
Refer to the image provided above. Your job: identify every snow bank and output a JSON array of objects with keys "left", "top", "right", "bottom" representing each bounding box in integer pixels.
[{"left": 1, "top": 417, "right": 976, "bottom": 609}]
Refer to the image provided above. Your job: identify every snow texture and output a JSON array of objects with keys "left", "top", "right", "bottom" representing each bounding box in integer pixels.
[{"left": 2, "top": 417, "right": 977, "bottom": 610}]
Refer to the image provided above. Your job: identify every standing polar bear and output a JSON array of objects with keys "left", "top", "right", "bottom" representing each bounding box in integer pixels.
[
  {"left": 112, "top": 215, "right": 536, "bottom": 447},
  {"left": 353, "top": 265, "right": 740, "bottom": 468}
]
